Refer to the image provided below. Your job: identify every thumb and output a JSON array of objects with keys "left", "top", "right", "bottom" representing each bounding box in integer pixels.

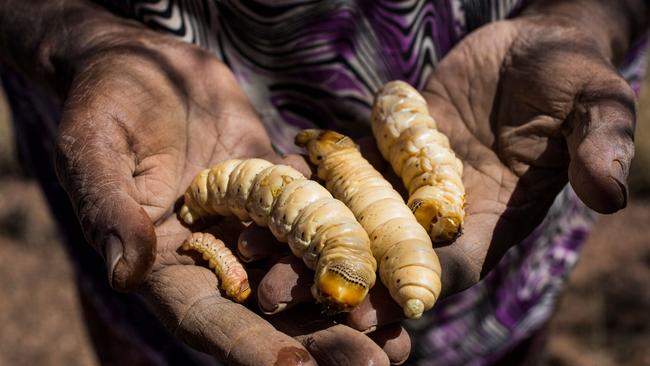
[
  {"left": 55, "top": 117, "right": 156, "bottom": 291},
  {"left": 565, "top": 68, "right": 636, "bottom": 214}
]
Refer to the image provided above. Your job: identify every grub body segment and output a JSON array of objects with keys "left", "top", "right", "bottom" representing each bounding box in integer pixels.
[
  {"left": 180, "top": 159, "right": 376, "bottom": 310},
  {"left": 296, "top": 129, "right": 442, "bottom": 319},
  {"left": 371, "top": 80, "right": 465, "bottom": 243},
  {"left": 181, "top": 232, "right": 251, "bottom": 303}
]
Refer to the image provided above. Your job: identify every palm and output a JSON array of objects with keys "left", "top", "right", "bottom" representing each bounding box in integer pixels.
[
  {"left": 71, "top": 49, "right": 277, "bottom": 262},
  {"left": 58, "top": 40, "right": 407, "bottom": 364},
  {"left": 420, "top": 18, "right": 634, "bottom": 291}
]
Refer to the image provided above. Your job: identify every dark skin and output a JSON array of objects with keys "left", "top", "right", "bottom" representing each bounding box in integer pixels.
[
  {"left": 263, "top": 3, "right": 646, "bottom": 334},
  {"left": 0, "top": 0, "right": 646, "bottom": 364},
  {"left": 55, "top": 34, "right": 404, "bottom": 365}
]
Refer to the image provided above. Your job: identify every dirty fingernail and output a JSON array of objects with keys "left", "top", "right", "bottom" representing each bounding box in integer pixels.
[
  {"left": 611, "top": 159, "right": 627, "bottom": 181},
  {"left": 260, "top": 301, "right": 287, "bottom": 315},
  {"left": 105, "top": 235, "right": 124, "bottom": 287},
  {"left": 276, "top": 347, "right": 313, "bottom": 366},
  {"left": 237, "top": 249, "right": 262, "bottom": 263},
  {"left": 363, "top": 325, "right": 377, "bottom": 334},
  {"left": 610, "top": 160, "right": 628, "bottom": 208}
]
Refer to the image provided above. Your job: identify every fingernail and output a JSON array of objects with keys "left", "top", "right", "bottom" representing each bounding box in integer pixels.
[
  {"left": 610, "top": 160, "right": 628, "bottom": 208},
  {"left": 363, "top": 325, "right": 377, "bottom": 334},
  {"left": 276, "top": 347, "right": 313, "bottom": 366},
  {"left": 260, "top": 302, "right": 287, "bottom": 315},
  {"left": 240, "top": 254, "right": 263, "bottom": 263},
  {"left": 105, "top": 234, "right": 124, "bottom": 287},
  {"left": 236, "top": 248, "right": 262, "bottom": 263}
]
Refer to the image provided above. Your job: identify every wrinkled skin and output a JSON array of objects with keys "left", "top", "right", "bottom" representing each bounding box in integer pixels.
[
  {"left": 261, "top": 16, "right": 637, "bottom": 333},
  {"left": 422, "top": 16, "right": 634, "bottom": 292},
  {"left": 53, "top": 12, "right": 636, "bottom": 366},
  {"left": 55, "top": 35, "right": 405, "bottom": 365}
]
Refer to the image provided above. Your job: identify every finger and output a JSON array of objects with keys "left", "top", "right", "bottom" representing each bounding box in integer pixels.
[
  {"left": 265, "top": 302, "right": 338, "bottom": 336},
  {"left": 368, "top": 324, "right": 412, "bottom": 365},
  {"left": 55, "top": 117, "right": 155, "bottom": 291},
  {"left": 143, "top": 265, "right": 316, "bottom": 366},
  {"left": 566, "top": 68, "right": 635, "bottom": 214},
  {"left": 237, "top": 223, "right": 284, "bottom": 262},
  {"left": 346, "top": 282, "right": 403, "bottom": 333},
  {"left": 258, "top": 255, "right": 314, "bottom": 314},
  {"left": 296, "top": 324, "right": 390, "bottom": 366},
  {"left": 202, "top": 218, "right": 248, "bottom": 251}
]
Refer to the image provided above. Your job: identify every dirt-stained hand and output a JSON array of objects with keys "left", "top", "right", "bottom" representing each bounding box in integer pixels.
[
  {"left": 54, "top": 32, "right": 401, "bottom": 365},
  {"left": 257, "top": 12, "right": 639, "bottom": 336}
]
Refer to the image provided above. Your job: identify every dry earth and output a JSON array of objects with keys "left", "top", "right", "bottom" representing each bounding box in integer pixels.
[
  {"left": 0, "top": 76, "right": 649, "bottom": 365},
  {"left": 0, "top": 179, "right": 97, "bottom": 366}
]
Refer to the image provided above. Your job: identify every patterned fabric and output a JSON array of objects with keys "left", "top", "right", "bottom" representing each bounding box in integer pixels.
[
  {"left": 2, "top": 1, "right": 647, "bottom": 365},
  {"left": 98, "top": 0, "right": 522, "bottom": 151},
  {"left": 408, "top": 187, "right": 594, "bottom": 365}
]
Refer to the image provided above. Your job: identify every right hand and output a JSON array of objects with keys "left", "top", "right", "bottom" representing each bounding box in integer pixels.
[{"left": 54, "top": 30, "right": 408, "bottom": 365}]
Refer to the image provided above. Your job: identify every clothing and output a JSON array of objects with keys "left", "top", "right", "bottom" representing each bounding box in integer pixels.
[
  {"left": 2, "top": 1, "right": 647, "bottom": 365},
  {"left": 99, "top": 0, "right": 524, "bottom": 153}
]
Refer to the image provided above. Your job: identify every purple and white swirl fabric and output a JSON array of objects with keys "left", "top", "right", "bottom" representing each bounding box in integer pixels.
[{"left": 97, "top": 0, "right": 522, "bottom": 152}]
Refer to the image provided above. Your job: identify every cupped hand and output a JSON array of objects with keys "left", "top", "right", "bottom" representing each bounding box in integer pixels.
[
  {"left": 422, "top": 15, "right": 635, "bottom": 294},
  {"left": 54, "top": 33, "right": 406, "bottom": 365},
  {"left": 258, "top": 14, "right": 637, "bottom": 333}
]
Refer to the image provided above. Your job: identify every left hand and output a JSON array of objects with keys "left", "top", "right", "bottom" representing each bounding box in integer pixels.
[{"left": 258, "top": 9, "right": 639, "bottom": 333}]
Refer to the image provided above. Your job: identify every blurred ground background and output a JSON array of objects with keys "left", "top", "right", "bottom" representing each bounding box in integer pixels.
[{"left": 0, "top": 76, "right": 649, "bottom": 365}]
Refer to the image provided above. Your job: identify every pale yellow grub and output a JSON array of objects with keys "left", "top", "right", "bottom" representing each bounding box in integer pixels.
[
  {"left": 181, "top": 232, "right": 251, "bottom": 303},
  {"left": 296, "top": 129, "right": 441, "bottom": 319},
  {"left": 180, "top": 159, "right": 376, "bottom": 310},
  {"left": 371, "top": 80, "right": 465, "bottom": 243}
]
